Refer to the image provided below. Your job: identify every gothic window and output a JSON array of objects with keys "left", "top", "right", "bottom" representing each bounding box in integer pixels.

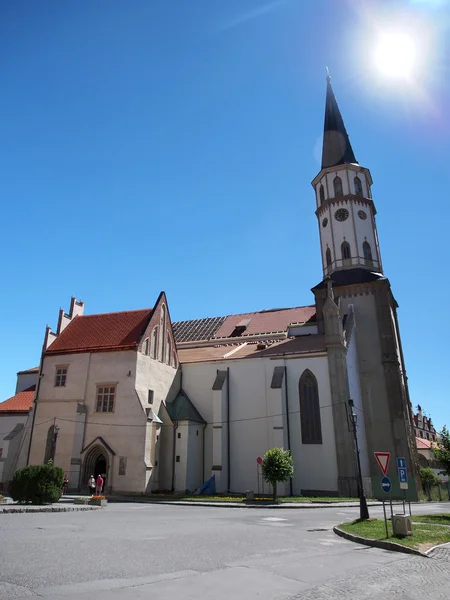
[
  {"left": 143, "top": 338, "right": 149, "bottom": 355},
  {"left": 326, "top": 247, "right": 332, "bottom": 267},
  {"left": 341, "top": 241, "right": 351, "bottom": 262},
  {"left": 160, "top": 305, "right": 166, "bottom": 361},
  {"left": 151, "top": 327, "right": 158, "bottom": 359},
  {"left": 354, "top": 176, "right": 363, "bottom": 196},
  {"left": 363, "top": 241, "right": 373, "bottom": 265},
  {"left": 44, "top": 425, "right": 55, "bottom": 463},
  {"left": 166, "top": 335, "right": 172, "bottom": 365},
  {"left": 299, "top": 370, "right": 322, "bottom": 444},
  {"left": 333, "top": 176, "right": 343, "bottom": 197},
  {"left": 319, "top": 184, "right": 325, "bottom": 205}
]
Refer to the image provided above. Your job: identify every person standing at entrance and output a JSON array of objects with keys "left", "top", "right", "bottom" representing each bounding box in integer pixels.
[
  {"left": 88, "top": 475, "right": 96, "bottom": 496},
  {"left": 95, "top": 474, "right": 103, "bottom": 495}
]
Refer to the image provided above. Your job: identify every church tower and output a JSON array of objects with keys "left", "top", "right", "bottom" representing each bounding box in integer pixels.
[
  {"left": 311, "top": 76, "right": 420, "bottom": 499},
  {"left": 312, "top": 75, "right": 383, "bottom": 277}
]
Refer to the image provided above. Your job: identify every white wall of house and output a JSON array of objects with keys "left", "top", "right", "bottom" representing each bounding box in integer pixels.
[
  {"left": 16, "top": 372, "right": 38, "bottom": 394},
  {"left": 181, "top": 352, "right": 338, "bottom": 496},
  {"left": 0, "top": 414, "right": 28, "bottom": 486}
]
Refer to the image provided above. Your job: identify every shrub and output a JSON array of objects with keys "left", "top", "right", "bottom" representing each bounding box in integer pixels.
[
  {"left": 261, "top": 448, "right": 294, "bottom": 501},
  {"left": 420, "top": 466, "right": 438, "bottom": 488},
  {"left": 10, "top": 463, "right": 64, "bottom": 505}
]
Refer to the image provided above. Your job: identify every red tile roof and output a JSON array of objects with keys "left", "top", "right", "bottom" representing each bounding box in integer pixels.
[
  {"left": 46, "top": 309, "right": 152, "bottom": 355},
  {"left": 214, "top": 306, "right": 316, "bottom": 338},
  {"left": 0, "top": 386, "right": 35, "bottom": 413},
  {"left": 416, "top": 437, "right": 437, "bottom": 450}
]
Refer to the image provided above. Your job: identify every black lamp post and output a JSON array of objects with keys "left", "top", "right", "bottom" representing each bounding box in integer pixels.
[{"left": 348, "top": 399, "right": 369, "bottom": 521}]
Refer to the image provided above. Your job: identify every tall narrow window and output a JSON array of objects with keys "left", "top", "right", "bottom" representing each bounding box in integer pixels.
[
  {"left": 148, "top": 390, "right": 154, "bottom": 405},
  {"left": 143, "top": 338, "right": 149, "bottom": 355},
  {"left": 354, "top": 176, "right": 363, "bottom": 196},
  {"left": 319, "top": 184, "right": 325, "bottom": 205},
  {"left": 166, "top": 335, "right": 172, "bottom": 365},
  {"left": 160, "top": 305, "right": 166, "bottom": 361},
  {"left": 341, "top": 241, "right": 351, "bottom": 265},
  {"left": 333, "top": 176, "right": 343, "bottom": 197},
  {"left": 151, "top": 326, "right": 158, "bottom": 359},
  {"left": 363, "top": 241, "right": 373, "bottom": 265},
  {"left": 326, "top": 247, "right": 332, "bottom": 268},
  {"left": 299, "top": 370, "right": 322, "bottom": 444}
]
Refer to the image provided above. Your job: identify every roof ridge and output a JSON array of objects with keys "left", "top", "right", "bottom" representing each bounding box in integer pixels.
[
  {"left": 173, "top": 305, "right": 315, "bottom": 324},
  {"left": 74, "top": 308, "right": 152, "bottom": 319}
]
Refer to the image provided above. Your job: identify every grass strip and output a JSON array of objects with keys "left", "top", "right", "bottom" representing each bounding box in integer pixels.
[{"left": 339, "top": 517, "right": 450, "bottom": 551}]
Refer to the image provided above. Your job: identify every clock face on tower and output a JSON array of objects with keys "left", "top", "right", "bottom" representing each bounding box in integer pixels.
[
  {"left": 334, "top": 208, "right": 349, "bottom": 222},
  {"left": 358, "top": 210, "right": 367, "bottom": 220},
  {"left": 322, "top": 217, "right": 328, "bottom": 227}
]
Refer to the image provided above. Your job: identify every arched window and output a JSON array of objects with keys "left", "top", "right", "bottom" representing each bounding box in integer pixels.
[
  {"left": 160, "top": 305, "right": 166, "bottom": 361},
  {"left": 44, "top": 425, "right": 55, "bottom": 463},
  {"left": 333, "top": 176, "right": 343, "bottom": 197},
  {"left": 151, "top": 326, "right": 158, "bottom": 359},
  {"left": 299, "top": 370, "right": 322, "bottom": 444},
  {"left": 363, "top": 241, "right": 373, "bottom": 265},
  {"left": 341, "top": 241, "right": 351, "bottom": 265},
  {"left": 326, "top": 247, "right": 332, "bottom": 268},
  {"left": 166, "top": 335, "right": 171, "bottom": 365},
  {"left": 143, "top": 338, "right": 149, "bottom": 355},
  {"left": 354, "top": 176, "right": 363, "bottom": 196},
  {"left": 319, "top": 184, "right": 325, "bottom": 205}
]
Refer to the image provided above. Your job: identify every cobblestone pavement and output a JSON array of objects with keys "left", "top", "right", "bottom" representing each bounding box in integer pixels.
[
  {"left": 1, "top": 502, "right": 449, "bottom": 599},
  {"left": 287, "top": 547, "right": 450, "bottom": 599}
]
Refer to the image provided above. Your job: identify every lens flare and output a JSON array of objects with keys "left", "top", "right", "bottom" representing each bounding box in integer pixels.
[{"left": 374, "top": 32, "right": 417, "bottom": 78}]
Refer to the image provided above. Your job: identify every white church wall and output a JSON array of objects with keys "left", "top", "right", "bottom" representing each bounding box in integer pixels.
[{"left": 181, "top": 353, "right": 338, "bottom": 496}]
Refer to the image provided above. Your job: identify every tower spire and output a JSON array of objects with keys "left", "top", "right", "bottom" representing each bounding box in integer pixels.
[{"left": 321, "top": 76, "right": 358, "bottom": 170}]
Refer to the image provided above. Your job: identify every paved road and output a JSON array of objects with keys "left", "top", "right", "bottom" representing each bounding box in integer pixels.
[{"left": 0, "top": 502, "right": 449, "bottom": 599}]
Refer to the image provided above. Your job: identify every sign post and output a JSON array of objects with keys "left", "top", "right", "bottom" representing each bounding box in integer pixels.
[
  {"left": 397, "top": 457, "right": 411, "bottom": 516},
  {"left": 375, "top": 452, "right": 391, "bottom": 538}
]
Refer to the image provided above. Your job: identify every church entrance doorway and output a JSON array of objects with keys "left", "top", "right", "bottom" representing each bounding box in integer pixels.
[{"left": 82, "top": 445, "right": 109, "bottom": 494}]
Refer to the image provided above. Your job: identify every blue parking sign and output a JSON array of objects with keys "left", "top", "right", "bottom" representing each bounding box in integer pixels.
[
  {"left": 397, "top": 457, "right": 406, "bottom": 470},
  {"left": 398, "top": 468, "right": 407, "bottom": 483}
]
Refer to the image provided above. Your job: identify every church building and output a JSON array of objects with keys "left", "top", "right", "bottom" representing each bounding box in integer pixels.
[{"left": 23, "top": 78, "right": 419, "bottom": 499}]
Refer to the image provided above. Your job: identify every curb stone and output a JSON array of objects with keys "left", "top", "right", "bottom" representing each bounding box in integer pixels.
[
  {"left": 333, "top": 525, "right": 427, "bottom": 557},
  {"left": 0, "top": 505, "right": 101, "bottom": 514}
]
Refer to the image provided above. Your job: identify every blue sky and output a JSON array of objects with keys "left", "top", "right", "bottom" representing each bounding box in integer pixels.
[{"left": 1, "top": 0, "right": 449, "bottom": 428}]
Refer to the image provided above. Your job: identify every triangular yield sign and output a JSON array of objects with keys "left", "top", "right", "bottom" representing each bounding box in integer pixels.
[{"left": 374, "top": 452, "right": 390, "bottom": 475}]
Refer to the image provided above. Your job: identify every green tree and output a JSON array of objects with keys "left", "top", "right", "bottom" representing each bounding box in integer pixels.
[
  {"left": 420, "top": 466, "right": 438, "bottom": 488},
  {"left": 10, "top": 462, "right": 64, "bottom": 505},
  {"left": 261, "top": 448, "right": 294, "bottom": 501},
  {"left": 432, "top": 426, "right": 450, "bottom": 477}
]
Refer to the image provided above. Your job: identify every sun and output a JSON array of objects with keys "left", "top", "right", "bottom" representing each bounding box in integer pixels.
[{"left": 374, "top": 32, "right": 417, "bottom": 78}]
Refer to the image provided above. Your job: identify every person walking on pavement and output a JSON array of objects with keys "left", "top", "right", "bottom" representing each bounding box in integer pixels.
[
  {"left": 95, "top": 474, "right": 104, "bottom": 495},
  {"left": 88, "top": 475, "right": 96, "bottom": 496}
]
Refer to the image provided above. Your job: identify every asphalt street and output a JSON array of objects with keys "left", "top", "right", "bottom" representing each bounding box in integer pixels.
[{"left": 1, "top": 501, "right": 449, "bottom": 600}]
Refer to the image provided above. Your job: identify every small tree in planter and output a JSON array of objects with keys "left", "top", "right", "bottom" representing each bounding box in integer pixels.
[
  {"left": 261, "top": 448, "right": 294, "bottom": 502},
  {"left": 10, "top": 462, "right": 64, "bottom": 505}
]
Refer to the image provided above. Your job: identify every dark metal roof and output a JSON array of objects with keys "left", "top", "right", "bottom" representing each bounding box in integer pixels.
[
  {"left": 166, "top": 389, "right": 206, "bottom": 424},
  {"left": 312, "top": 269, "right": 385, "bottom": 291},
  {"left": 172, "top": 316, "right": 226, "bottom": 343},
  {"left": 321, "top": 77, "right": 358, "bottom": 170}
]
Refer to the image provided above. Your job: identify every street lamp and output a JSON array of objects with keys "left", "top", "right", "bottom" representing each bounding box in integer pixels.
[{"left": 348, "top": 399, "right": 369, "bottom": 521}]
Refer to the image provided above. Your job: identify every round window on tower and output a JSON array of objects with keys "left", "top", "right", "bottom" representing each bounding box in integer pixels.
[
  {"left": 358, "top": 210, "right": 367, "bottom": 220},
  {"left": 322, "top": 217, "right": 328, "bottom": 228},
  {"left": 334, "top": 208, "right": 349, "bottom": 222}
]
